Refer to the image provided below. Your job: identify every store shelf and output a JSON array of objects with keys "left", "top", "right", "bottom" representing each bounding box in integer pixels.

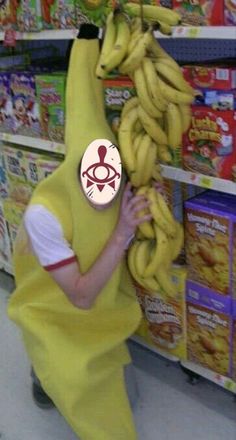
[
  {"left": 0, "top": 259, "right": 13, "bottom": 276},
  {"left": 130, "top": 335, "right": 179, "bottom": 363},
  {"left": 161, "top": 165, "right": 236, "bottom": 195},
  {"left": 181, "top": 361, "right": 236, "bottom": 394},
  {"left": 0, "top": 133, "right": 65, "bottom": 155},
  {"left": 0, "top": 26, "right": 235, "bottom": 41}
]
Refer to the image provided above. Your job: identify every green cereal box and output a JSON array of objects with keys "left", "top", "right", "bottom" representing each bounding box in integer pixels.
[
  {"left": 35, "top": 74, "right": 66, "bottom": 143},
  {"left": 41, "top": 0, "right": 76, "bottom": 29},
  {"left": 16, "top": 0, "right": 42, "bottom": 31}
]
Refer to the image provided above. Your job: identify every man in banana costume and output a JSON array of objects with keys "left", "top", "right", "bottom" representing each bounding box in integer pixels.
[{"left": 8, "top": 25, "right": 151, "bottom": 440}]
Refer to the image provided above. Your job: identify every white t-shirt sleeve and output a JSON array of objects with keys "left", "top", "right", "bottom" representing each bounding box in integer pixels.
[{"left": 24, "top": 204, "right": 77, "bottom": 271}]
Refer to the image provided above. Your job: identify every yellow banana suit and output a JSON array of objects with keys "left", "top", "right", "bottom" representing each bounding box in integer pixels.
[{"left": 8, "top": 25, "right": 141, "bottom": 440}]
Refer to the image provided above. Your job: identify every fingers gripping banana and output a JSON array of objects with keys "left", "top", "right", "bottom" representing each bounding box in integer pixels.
[
  {"left": 148, "top": 187, "right": 176, "bottom": 237},
  {"left": 102, "top": 13, "right": 131, "bottom": 73},
  {"left": 133, "top": 67, "right": 162, "bottom": 118},
  {"left": 137, "top": 105, "right": 168, "bottom": 145},
  {"left": 166, "top": 103, "right": 183, "bottom": 149},
  {"left": 96, "top": 12, "right": 116, "bottom": 79},
  {"left": 118, "top": 106, "right": 138, "bottom": 172}
]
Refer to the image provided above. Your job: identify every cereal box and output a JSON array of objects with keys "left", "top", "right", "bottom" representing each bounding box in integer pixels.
[
  {"left": 186, "top": 280, "right": 232, "bottom": 377},
  {"left": 172, "top": 0, "right": 224, "bottom": 26},
  {"left": 10, "top": 72, "right": 41, "bottom": 138},
  {"left": 182, "top": 106, "right": 236, "bottom": 180},
  {"left": 195, "top": 89, "right": 236, "bottom": 111},
  {"left": 135, "top": 266, "right": 187, "bottom": 360},
  {"left": 103, "top": 76, "right": 136, "bottom": 136},
  {"left": 0, "top": 0, "right": 17, "bottom": 30},
  {"left": 3, "top": 198, "right": 26, "bottom": 251},
  {"left": 37, "top": 153, "right": 62, "bottom": 182},
  {"left": 0, "top": 200, "right": 12, "bottom": 265},
  {"left": 16, "top": 0, "right": 42, "bottom": 31},
  {"left": 182, "top": 66, "right": 236, "bottom": 91},
  {"left": 2, "top": 144, "right": 32, "bottom": 204},
  {"left": 224, "top": 0, "right": 236, "bottom": 25},
  {"left": 41, "top": 0, "right": 76, "bottom": 29},
  {"left": 24, "top": 149, "right": 62, "bottom": 187},
  {"left": 35, "top": 74, "right": 66, "bottom": 142},
  {"left": 0, "top": 73, "right": 12, "bottom": 133},
  {"left": 185, "top": 190, "right": 236, "bottom": 296},
  {"left": 232, "top": 300, "right": 236, "bottom": 380},
  {"left": 0, "top": 144, "right": 9, "bottom": 199}
]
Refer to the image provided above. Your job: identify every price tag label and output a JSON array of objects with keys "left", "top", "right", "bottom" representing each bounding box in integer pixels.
[
  {"left": 187, "top": 27, "right": 200, "bottom": 38},
  {"left": 24, "top": 32, "right": 33, "bottom": 40},
  {"left": 199, "top": 176, "right": 213, "bottom": 189}
]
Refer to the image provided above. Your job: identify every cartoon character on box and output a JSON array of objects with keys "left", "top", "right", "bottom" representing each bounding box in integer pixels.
[
  {"left": 0, "top": 93, "right": 12, "bottom": 132},
  {"left": 12, "top": 94, "right": 39, "bottom": 134},
  {"left": 225, "top": 0, "right": 236, "bottom": 25}
]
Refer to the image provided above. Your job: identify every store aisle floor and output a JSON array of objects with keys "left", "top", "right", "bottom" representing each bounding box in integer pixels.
[{"left": 1, "top": 272, "right": 236, "bottom": 440}]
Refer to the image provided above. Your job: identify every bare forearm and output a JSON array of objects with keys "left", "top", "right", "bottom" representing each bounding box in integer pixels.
[{"left": 73, "top": 229, "right": 130, "bottom": 309}]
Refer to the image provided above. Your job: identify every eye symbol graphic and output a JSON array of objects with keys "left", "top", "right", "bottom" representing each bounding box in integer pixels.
[{"left": 82, "top": 145, "right": 120, "bottom": 192}]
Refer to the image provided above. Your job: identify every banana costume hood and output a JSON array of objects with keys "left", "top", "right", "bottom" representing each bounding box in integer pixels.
[{"left": 8, "top": 25, "right": 141, "bottom": 440}]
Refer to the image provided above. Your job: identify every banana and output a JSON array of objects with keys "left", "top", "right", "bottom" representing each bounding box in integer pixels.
[
  {"left": 155, "top": 266, "right": 176, "bottom": 298},
  {"left": 132, "top": 133, "right": 153, "bottom": 187},
  {"left": 166, "top": 103, "right": 183, "bottom": 149},
  {"left": 124, "top": 3, "right": 181, "bottom": 26},
  {"left": 147, "top": 187, "right": 176, "bottom": 237},
  {"left": 134, "top": 239, "right": 151, "bottom": 278},
  {"left": 133, "top": 66, "right": 162, "bottom": 118},
  {"left": 121, "top": 96, "right": 139, "bottom": 120},
  {"left": 156, "top": 56, "right": 183, "bottom": 74},
  {"left": 118, "top": 106, "right": 138, "bottom": 173},
  {"left": 128, "top": 241, "right": 158, "bottom": 292},
  {"left": 101, "top": 13, "right": 130, "bottom": 73},
  {"left": 170, "top": 222, "right": 184, "bottom": 261},
  {"left": 142, "top": 57, "right": 168, "bottom": 112},
  {"left": 134, "top": 119, "right": 143, "bottom": 134},
  {"left": 155, "top": 191, "right": 177, "bottom": 234},
  {"left": 144, "top": 223, "right": 169, "bottom": 277},
  {"left": 137, "top": 105, "right": 168, "bottom": 145},
  {"left": 152, "top": 160, "right": 163, "bottom": 182},
  {"left": 178, "top": 104, "right": 192, "bottom": 133},
  {"left": 155, "top": 61, "right": 194, "bottom": 95},
  {"left": 96, "top": 12, "right": 116, "bottom": 79},
  {"left": 156, "top": 74, "right": 194, "bottom": 105},
  {"left": 133, "top": 131, "right": 143, "bottom": 156},
  {"left": 156, "top": 20, "right": 172, "bottom": 36},
  {"left": 136, "top": 185, "right": 155, "bottom": 239},
  {"left": 119, "top": 29, "right": 152, "bottom": 75},
  {"left": 142, "top": 140, "right": 157, "bottom": 185},
  {"left": 156, "top": 144, "right": 172, "bottom": 164}
]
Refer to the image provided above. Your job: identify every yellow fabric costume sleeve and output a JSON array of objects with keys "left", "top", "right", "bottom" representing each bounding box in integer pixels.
[{"left": 8, "top": 25, "right": 141, "bottom": 440}]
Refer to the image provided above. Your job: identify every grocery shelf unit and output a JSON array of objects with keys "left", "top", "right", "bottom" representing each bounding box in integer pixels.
[{"left": 0, "top": 25, "right": 236, "bottom": 394}]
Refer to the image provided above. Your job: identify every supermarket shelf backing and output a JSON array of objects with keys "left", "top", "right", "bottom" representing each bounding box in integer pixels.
[
  {"left": 0, "top": 133, "right": 65, "bottom": 155},
  {"left": 130, "top": 334, "right": 179, "bottom": 363},
  {"left": 0, "top": 26, "right": 236, "bottom": 41},
  {"left": 181, "top": 360, "right": 236, "bottom": 394}
]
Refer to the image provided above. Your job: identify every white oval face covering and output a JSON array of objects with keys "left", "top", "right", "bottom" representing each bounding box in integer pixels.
[{"left": 80, "top": 139, "right": 122, "bottom": 207}]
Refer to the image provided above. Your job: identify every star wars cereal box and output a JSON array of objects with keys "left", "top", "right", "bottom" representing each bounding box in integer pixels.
[
  {"left": 0, "top": 200, "right": 12, "bottom": 266},
  {"left": 2, "top": 144, "right": 32, "bottom": 204},
  {"left": 182, "top": 66, "right": 236, "bottom": 91},
  {"left": 16, "top": 0, "right": 42, "bottom": 31},
  {"left": 41, "top": 0, "right": 76, "bottom": 29},
  {"left": 186, "top": 280, "right": 232, "bottom": 377},
  {"left": 172, "top": 0, "right": 224, "bottom": 26},
  {"left": 3, "top": 197, "right": 26, "bottom": 251},
  {"left": 10, "top": 72, "right": 41, "bottom": 138},
  {"left": 35, "top": 74, "right": 66, "bottom": 142},
  {"left": 185, "top": 190, "right": 236, "bottom": 296},
  {"left": 0, "top": 73, "right": 12, "bottom": 133},
  {"left": 103, "top": 76, "right": 136, "bottom": 136},
  {"left": 0, "top": 144, "right": 9, "bottom": 199},
  {"left": 0, "top": 0, "right": 17, "bottom": 30},
  {"left": 224, "top": 0, "right": 236, "bottom": 25},
  {"left": 182, "top": 106, "right": 236, "bottom": 180},
  {"left": 232, "top": 300, "right": 236, "bottom": 380},
  {"left": 135, "top": 266, "right": 187, "bottom": 360}
]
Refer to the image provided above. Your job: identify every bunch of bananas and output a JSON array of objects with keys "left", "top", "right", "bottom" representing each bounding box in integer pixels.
[{"left": 96, "top": 4, "right": 193, "bottom": 298}]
